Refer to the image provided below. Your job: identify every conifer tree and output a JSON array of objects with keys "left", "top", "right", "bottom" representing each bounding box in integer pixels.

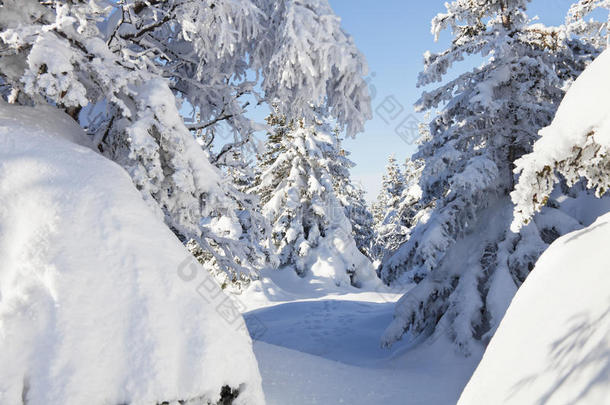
[
  {"left": 372, "top": 155, "right": 406, "bottom": 259},
  {"left": 251, "top": 113, "right": 376, "bottom": 286},
  {"left": 398, "top": 158, "right": 425, "bottom": 228},
  {"left": 381, "top": 0, "right": 595, "bottom": 354},
  {"left": 372, "top": 157, "right": 426, "bottom": 263},
  {"left": 332, "top": 139, "right": 375, "bottom": 259}
]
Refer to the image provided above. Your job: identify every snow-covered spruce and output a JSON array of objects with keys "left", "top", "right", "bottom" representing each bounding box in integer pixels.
[
  {"left": 381, "top": 1, "right": 597, "bottom": 354},
  {"left": 512, "top": 48, "right": 610, "bottom": 230},
  {"left": 371, "top": 155, "right": 403, "bottom": 226},
  {"left": 397, "top": 158, "right": 427, "bottom": 235},
  {"left": 371, "top": 155, "right": 406, "bottom": 260},
  {"left": 372, "top": 156, "right": 425, "bottom": 262},
  {"left": 251, "top": 114, "right": 377, "bottom": 287},
  {"left": 0, "top": 0, "right": 371, "bottom": 283},
  {"left": 337, "top": 181, "right": 375, "bottom": 260},
  {"left": 566, "top": 0, "right": 610, "bottom": 48},
  {"left": 0, "top": 102, "right": 264, "bottom": 405},
  {"left": 332, "top": 137, "right": 376, "bottom": 260}
]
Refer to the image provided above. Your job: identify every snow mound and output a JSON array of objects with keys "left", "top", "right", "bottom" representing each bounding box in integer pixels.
[
  {"left": 0, "top": 103, "right": 264, "bottom": 404},
  {"left": 458, "top": 213, "right": 610, "bottom": 405},
  {"left": 537, "top": 49, "right": 610, "bottom": 148}
]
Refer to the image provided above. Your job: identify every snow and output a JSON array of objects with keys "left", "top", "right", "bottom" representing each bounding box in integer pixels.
[
  {"left": 471, "top": 64, "right": 511, "bottom": 109},
  {"left": 22, "top": 32, "right": 89, "bottom": 108},
  {"left": 540, "top": 48, "right": 610, "bottom": 150},
  {"left": 458, "top": 213, "right": 610, "bottom": 405},
  {"left": 557, "top": 192, "right": 610, "bottom": 227},
  {"left": 240, "top": 268, "right": 483, "bottom": 405},
  {"left": 0, "top": 102, "right": 264, "bottom": 404},
  {"left": 3, "top": 4, "right": 609, "bottom": 404},
  {"left": 512, "top": 49, "right": 610, "bottom": 229}
]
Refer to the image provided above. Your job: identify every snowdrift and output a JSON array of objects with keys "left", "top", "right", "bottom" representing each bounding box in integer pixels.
[
  {"left": 458, "top": 213, "right": 610, "bottom": 405},
  {"left": 0, "top": 103, "right": 264, "bottom": 404}
]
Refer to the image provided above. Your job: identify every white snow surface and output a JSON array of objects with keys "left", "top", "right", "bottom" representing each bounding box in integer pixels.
[
  {"left": 459, "top": 213, "right": 610, "bottom": 405},
  {"left": 537, "top": 49, "right": 610, "bottom": 149},
  {"left": 0, "top": 102, "right": 264, "bottom": 404},
  {"left": 240, "top": 268, "right": 483, "bottom": 405}
]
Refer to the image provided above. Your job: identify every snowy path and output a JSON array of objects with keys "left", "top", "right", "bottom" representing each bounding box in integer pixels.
[{"left": 243, "top": 275, "right": 483, "bottom": 405}]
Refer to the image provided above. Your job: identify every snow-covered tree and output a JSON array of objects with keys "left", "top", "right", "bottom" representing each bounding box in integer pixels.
[
  {"left": 0, "top": 101, "right": 266, "bottom": 405},
  {"left": 567, "top": 0, "right": 610, "bottom": 47},
  {"left": 381, "top": 0, "right": 596, "bottom": 354},
  {"left": 395, "top": 157, "right": 427, "bottom": 234},
  {"left": 512, "top": 0, "right": 610, "bottom": 233},
  {"left": 339, "top": 183, "right": 375, "bottom": 259},
  {"left": 251, "top": 113, "right": 375, "bottom": 287},
  {"left": 370, "top": 194, "right": 387, "bottom": 231},
  {"left": 371, "top": 155, "right": 406, "bottom": 259},
  {"left": 0, "top": 0, "right": 371, "bottom": 282},
  {"left": 372, "top": 157, "right": 426, "bottom": 263},
  {"left": 379, "top": 155, "right": 406, "bottom": 213},
  {"left": 332, "top": 138, "right": 375, "bottom": 259}
]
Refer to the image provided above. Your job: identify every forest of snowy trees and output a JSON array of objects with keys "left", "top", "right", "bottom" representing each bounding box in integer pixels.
[{"left": 1, "top": 0, "right": 610, "bottom": 404}]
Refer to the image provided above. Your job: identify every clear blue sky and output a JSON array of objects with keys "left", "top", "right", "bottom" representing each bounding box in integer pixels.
[{"left": 329, "top": 0, "right": 577, "bottom": 202}]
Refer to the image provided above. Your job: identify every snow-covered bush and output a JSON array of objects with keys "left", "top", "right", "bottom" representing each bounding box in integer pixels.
[
  {"left": 381, "top": 0, "right": 597, "bottom": 354},
  {"left": 251, "top": 113, "right": 376, "bottom": 287},
  {"left": 0, "top": 0, "right": 371, "bottom": 283}
]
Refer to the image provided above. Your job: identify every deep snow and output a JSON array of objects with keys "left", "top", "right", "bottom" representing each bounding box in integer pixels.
[
  {"left": 459, "top": 213, "right": 610, "bottom": 405},
  {"left": 0, "top": 102, "right": 264, "bottom": 404},
  {"left": 241, "top": 268, "right": 484, "bottom": 405}
]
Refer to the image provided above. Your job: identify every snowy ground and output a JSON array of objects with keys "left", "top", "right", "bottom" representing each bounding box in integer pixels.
[{"left": 241, "top": 269, "right": 484, "bottom": 405}]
